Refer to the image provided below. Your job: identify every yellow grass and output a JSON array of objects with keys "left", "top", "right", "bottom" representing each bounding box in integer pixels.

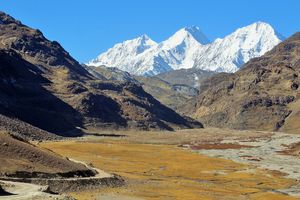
[{"left": 40, "top": 139, "right": 299, "bottom": 200}]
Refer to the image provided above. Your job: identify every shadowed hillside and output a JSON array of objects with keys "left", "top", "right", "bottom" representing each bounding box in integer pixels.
[
  {"left": 184, "top": 32, "right": 300, "bottom": 133},
  {"left": 0, "top": 11, "right": 202, "bottom": 137}
]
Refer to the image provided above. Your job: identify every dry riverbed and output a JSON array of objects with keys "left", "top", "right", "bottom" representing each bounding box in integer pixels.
[
  {"left": 39, "top": 128, "right": 300, "bottom": 200},
  {"left": 191, "top": 132, "right": 300, "bottom": 196}
]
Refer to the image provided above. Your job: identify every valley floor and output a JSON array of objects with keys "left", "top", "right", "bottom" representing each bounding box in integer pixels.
[{"left": 39, "top": 128, "right": 300, "bottom": 200}]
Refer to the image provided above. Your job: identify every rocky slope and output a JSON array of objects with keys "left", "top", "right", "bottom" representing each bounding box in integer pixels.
[
  {"left": 135, "top": 76, "right": 198, "bottom": 110},
  {"left": 0, "top": 48, "right": 85, "bottom": 136},
  {"left": 155, "top": 68, "right": 216, "bottom": 88},
  {"left": 84, "top": 65, "right": 139, "bottom": 83},
  {"left": 85, "top": 65, "right": 200, "bottom": 110},
  {"left": 0, "top": 11, "right": 202, "bottom": 136},
  {"left": 0, "top": 132, "right": 91, "bottom": 177},
  {"left": 184, "top": 32, "right": 300, "bottom": 133},
  {"left": 88, "top": 22, "right": 282, "bottom": 75}
]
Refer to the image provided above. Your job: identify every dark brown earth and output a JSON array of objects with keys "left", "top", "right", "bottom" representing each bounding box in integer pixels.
[
  {"left": 0, "top": 132, "right": 92, "bottom": 177},
  {"left": 0, "top": 114, "right": 59, "bottom": 141},
  {"left": 0, "top": 11, "right": 202, "bottom": 138},
  {"left": 183, "top": 32, "right": 300, "bottom": 133}
]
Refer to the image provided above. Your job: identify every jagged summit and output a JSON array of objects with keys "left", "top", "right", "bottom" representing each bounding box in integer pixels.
[
  {"left": 193, "top": 21, "right": 284, "bottom": 72},
  {"left": 138, "top": 34, "right": 154, "bottom": 42},
  {"left": 88, "top": 25, "right": 210, "bottom": 75},
  {"left": 87, "top": 34, "right": 157, "bottom": 69},
  {"left": 183, "top": 26, "right": 210, "bottom": 44},
  {"left": 161, "top": 26, "right": 210, "bottom": 48},
  {"left": 88, "top": 22, "right": 283, "bottom": 75}
]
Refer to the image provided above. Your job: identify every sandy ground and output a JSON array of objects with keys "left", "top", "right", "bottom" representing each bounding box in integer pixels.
[{"left": 0, "top": 181, "right": 59, "bottom": 200}]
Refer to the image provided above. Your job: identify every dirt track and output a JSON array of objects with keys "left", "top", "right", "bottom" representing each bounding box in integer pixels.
[
  {"left": 0, "top": 156, "right": 123, "bottom": 199},
  {"left": 1, "top": 181, "right": 58, "bottom": 200}
]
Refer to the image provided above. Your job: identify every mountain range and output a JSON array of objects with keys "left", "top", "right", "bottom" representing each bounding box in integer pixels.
[
  {"left": 0, "top": 10, "right": 298, "bottom": 135},
  {"left": 87, "top": 22, "right": 284, "bottom": 75},
  {"left": 182, "top": 32, "right": 300, "bottom": 133},
  {"left": 0, "top": 11, "right": 202, "bottom": 138}
]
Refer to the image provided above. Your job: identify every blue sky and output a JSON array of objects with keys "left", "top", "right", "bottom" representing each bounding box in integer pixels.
[{"left": 1, "top": 0, "right": 299, "bottom": 63}]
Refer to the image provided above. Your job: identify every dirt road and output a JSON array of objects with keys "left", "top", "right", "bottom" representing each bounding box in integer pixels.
[
  {"left": 0, "top": 181, "right": 58, "bottom": 200},
  {"left": 0, "top": 158, "right": 115, "bottom": 199}
]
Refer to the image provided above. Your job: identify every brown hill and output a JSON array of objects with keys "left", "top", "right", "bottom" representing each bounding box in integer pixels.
[
  {"left": 155, "top": 68, "right": 216, "bottom": 89},
  {"left": 85, "top": 65, "right": 199, "bottom": 111},
  {"left": 0, "top": 48, "right": 84, "bottom": 136},
  {"left": 0, "top": 12, "right": 89, "bottom": 79},
  {"left": 0, "top": 11, "right": 202, "bottom": 135},
  {"left": 135, "top": 76, "right": 198, "bottom": 110},
  {"left": 0, "top": 132, "right": 90, "bottom": 177},
  {"left": 0, "top": 113, "right": 59, "bottom": 141},
  {"left": 184, "top": 32, "right": 300, "bottom": 133}
]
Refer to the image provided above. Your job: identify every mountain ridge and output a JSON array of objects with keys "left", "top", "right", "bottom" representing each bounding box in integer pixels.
[
  {"left": 182, "top": 32, "right": 300, "bottom": 133},
  {"left": 0, "top": 11, "right": 203, "bottom": 137},
  {"left": 88, "top": 22, "right": 283, "bottom": 75}
]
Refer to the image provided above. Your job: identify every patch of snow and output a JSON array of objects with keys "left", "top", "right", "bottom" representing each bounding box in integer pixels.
[{"left": 193, "top": 73, "right": 199, "bottom": 88}]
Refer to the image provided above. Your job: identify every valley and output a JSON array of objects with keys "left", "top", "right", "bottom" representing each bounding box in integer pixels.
[
  {"left": 36, "top": 128, "right": 300, "bottom": 200},
  {"left": 0, "top": 3, "right": 299, "bottom": 200}
]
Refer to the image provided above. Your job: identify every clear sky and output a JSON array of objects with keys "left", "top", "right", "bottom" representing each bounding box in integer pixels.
[{"left": 1, "top": 0, "right": 299, "bottom": 63}]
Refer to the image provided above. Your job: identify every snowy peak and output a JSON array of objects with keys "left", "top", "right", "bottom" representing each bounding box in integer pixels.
[
  {"left": 183, "top": 26, "right": 210, "bottom": 45},
  {"left": 131, "top": 34, "right": 157, "bottom": 53},
  {"left": 193, "top": 21, "right": 283, "bottom": 72},
  {"left": 87, "top": 22, "right": 283, "bottom": 75},
  {"left": 246, "top": 21, "right": 283, "bottom": 38},
  {"left": 161, "top": 26, "right": 209, "bottom": 49},
  {"left": 227, "top": 21, "right": 283, "bottom": 43},
  {"left": 87, "top": 34, "right": 157, "bottom": 67},
  {"left": 123, "top": 34, "right": 157, "bottom": 55},
  {"left": 112, "top": 34, "right": 157, "bottom": 56}
]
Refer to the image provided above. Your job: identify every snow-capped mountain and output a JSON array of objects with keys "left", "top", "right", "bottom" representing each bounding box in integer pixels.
[
  {"left": 87, "top": 22, "right": 283, "bottom": 75},
  {"left": 87, "top": 34, "right": 157, "bottom": 73},
  {"left": 193, "top": 22, "right": 284, "bottom": 72}
]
